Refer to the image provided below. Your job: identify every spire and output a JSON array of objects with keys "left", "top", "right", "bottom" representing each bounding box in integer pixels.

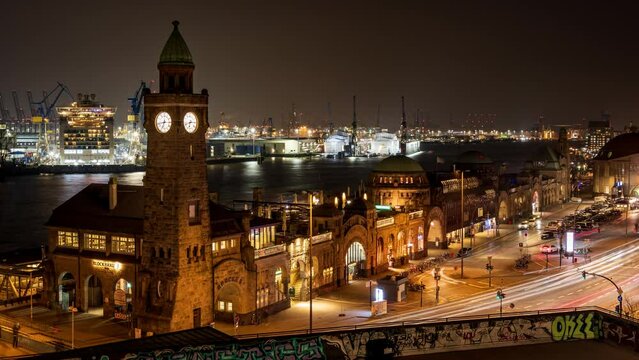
[{"left": 159, "top": 20, "right": 194, "bottom": 66}]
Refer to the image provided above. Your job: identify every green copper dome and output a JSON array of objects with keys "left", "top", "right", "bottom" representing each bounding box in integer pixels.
[
  {"left": 373, "top": 155, "right": 425, "bottom": 173},
  {"left": 159, "top": 21, "right": 193, "bottom": 66}
]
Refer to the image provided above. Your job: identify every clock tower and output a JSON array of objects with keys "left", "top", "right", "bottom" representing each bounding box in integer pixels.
[{"left": 137, "top": 21, "right": 212, "bottom": 333}]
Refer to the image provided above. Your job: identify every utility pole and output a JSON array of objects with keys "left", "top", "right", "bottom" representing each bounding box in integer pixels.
[
  {"left": 308, "top": 193, "right": 314, "bottom": 333},
  {"left": 29, "top": 272, "right": 33, "bottom": 320},
  {"left": 434, "top": 267, "right": 441, "bottom": 303},
  {"left": 461, "top": 171, "right": 465, "bottom": 279},
  {"left": 626, "top": 203, "right": 629, "bottom": 237}
]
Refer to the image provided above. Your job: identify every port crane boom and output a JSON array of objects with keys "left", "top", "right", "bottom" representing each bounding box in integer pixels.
[
  {"left": 127, "top": 81, "right": 147, "bottom": 128},
  {"left": 30, "top": 82, "right": 74, "bottom": 158}
]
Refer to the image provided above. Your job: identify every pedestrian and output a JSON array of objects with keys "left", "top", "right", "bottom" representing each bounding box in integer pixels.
[{"left": 12, "top": 322, "right": 20, "bottom": 348}]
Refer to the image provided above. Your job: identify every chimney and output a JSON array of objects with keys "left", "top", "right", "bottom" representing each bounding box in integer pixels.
[{"left": 108, "top": 177, "right": 118, "bottom": 210}]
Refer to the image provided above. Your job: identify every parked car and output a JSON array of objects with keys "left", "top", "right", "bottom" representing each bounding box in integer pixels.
[
  {"left": 518, "top": 221, "right": 530, "bottom": 230},
  {"left": 541, "top": 232, "right": 555, "bottom": 240},
  {"left": 540, "top": 244, "right": 558, "bottom": 253},
  {"left": 457, "top": 247, "right": 472, "bottom": 258},
  {"left": 545, "top": 221, "right": 559, "bottom": 231}
]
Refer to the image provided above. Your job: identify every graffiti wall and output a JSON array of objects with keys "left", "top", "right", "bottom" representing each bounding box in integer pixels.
[
  {"left": 603, "top": 317, "right": 639, "bottom": 352},
  {"left": 551, "top": 312, "right": 602, "bottom": 341},
  {"left": 115, "top": 311, "right": 625, "bottom": 360},
  {"left": 321, "top": 316, "right": 554, "bottom": 359},
  {"left": 123, "top": 337, "right": 325, "bottom": 360}
]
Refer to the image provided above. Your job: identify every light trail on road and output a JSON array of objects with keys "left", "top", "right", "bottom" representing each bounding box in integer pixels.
[{"left": 374, "top": 237, "right": 639, "bottom": 323}]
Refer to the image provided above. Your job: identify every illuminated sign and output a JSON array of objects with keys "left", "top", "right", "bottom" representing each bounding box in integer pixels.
[
  {"left": 92, "top": 260, "right": 122, "bottom": 271},
  {"left": 566, "top": 231, "right": 574, "bottom": 253}
]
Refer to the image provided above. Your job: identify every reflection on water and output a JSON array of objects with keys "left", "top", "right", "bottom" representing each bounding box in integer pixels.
[
  {"left": 0, "top": 141, "right": 551, "bottom": 252},
  {"left": 0, "top": 158, "right": 380, "bottom": 252}
]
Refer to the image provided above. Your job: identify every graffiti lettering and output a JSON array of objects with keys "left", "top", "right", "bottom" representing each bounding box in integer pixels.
[
  {"left": 124, "top": 337, "right": 325, "bottom": 360},
  {"left": 551, "top": 312, "right": 602, "bottom": 341}
]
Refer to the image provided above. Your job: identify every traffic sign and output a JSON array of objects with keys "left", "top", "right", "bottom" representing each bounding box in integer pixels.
[{"left": 618, "top": 295, "right": 623, "bottom": 302}]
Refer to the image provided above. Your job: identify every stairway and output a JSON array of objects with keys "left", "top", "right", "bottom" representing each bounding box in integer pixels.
[{"left": 291, "top": 279, "right": 305, "bottom": 301}]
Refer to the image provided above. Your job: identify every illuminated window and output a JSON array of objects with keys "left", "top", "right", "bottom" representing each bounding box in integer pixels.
[
  {"left": 112, "top": 236, "right": 135, "bottom": 254},
  {"left": 212, "top": 242, "right": 218, "bottom": 252},
  {"left": 188, "top": 200, "right": 200, "bottom": 225},
  {"left": 84, "top": 233, "right": 106, "bottom": 251},
  {"left": 217, "top": 301, "right": 225, "bottom": 310},
  {"left": 230, "top": 239, "right": 236, "bottom": 248},
  {"left": 57, "top": 231, "right": 78, "bottom": 248},
  {"left": 221, "top": 240, "right": 227, "bottom": 250}
]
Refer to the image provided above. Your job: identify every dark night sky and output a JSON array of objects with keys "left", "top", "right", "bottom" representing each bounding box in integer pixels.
[{"left": 2, "top": 0, "right": 639, "bottom": 130}]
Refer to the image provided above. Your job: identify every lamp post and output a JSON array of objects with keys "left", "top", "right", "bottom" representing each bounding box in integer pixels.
[
  {"left": 420, "top": 281, "right": 424, "bottom": 307},
  {"left": 69, "top": 303, "right": 77, "bottom": 349},
  {"left": 625, "top": 202, "right": 629, "bottom": 237},
  {"left": 29, "top": 272, "right": 33, "bottom": 320},
  {"left": 433, "top": 267, "right": 441, "bottom": 303},
  {"left": 582, "top": 271, "right": 623, "bottom": 316},
  {"left": 460, "top": 171, "right": 465, "bottom": 279},
  {"left": 308, "top": 192, "right": 315, "bottom": 333}
]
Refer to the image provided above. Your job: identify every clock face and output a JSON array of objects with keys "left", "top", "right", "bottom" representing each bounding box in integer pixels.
[
  {"left": 155, "top": 112, "right": 172, "bottom": 133},
  {"left": 183, "top": 112, "right": 198, "bottom": 133}
]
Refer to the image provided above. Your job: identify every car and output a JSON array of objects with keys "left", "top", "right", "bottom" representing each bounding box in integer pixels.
[
  {"left": 518, "top": 221, "right": 530, "bottom": 230},
  {"left": 540, "top": 244, "right": 558, "bottom": 253},
  {"left": 545, "top": 221, "right": 559, "bottom": 231},
  {"left": 457, "top": 247, "right": 472, "bottom": 257},
  {"left": 541, "top": 232, "right": 555, "bottom": 240}
]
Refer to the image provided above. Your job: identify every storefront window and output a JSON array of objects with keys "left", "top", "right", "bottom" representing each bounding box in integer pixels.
[
  {"left": 112, "top": 236, "right": 135, "bottom": 254},
  {"left": 57, "top": 231, "right": 78, "bottom": 248}
]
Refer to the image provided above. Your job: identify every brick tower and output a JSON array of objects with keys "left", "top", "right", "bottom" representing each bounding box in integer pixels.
[{"left": 137, "top": 21, "right": 212, "bottom": 333}]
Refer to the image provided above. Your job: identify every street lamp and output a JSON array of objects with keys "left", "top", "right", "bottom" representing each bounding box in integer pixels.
[
  {"left": 581, "top": 270, "right": 624, "bottom": 316},
  {"left": 433, "top": 267, "right": 441, "bottom": 303},
  {"left": 457, "top": 170, "right": 469, "bottom": 278},
  {"left": 307, "top": 192, "right": 315, "bottom": 333},
  {"left": 69, "top": 304, "right": 78, "bottom": 349}
]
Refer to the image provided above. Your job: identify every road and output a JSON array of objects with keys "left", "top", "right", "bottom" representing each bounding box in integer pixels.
[{"left": 375, "top": 204, "right": 639, "bottom": 323}]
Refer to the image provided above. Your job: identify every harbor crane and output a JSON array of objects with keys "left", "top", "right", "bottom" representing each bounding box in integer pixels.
[
  {"left": 30, "top": 82, "right": 74, "bottom": 158},
  {"left": 126, "top": 81, "right": 148, "bottom": 162},
  {"left": 0, "top": 94, "right": 12, "bottom": 121},
  {"left": 127, "top": 81, "right": 147, "bottom": 129},
  {"left": 12, "top": 91, "right": 26, "bottom": 122}
]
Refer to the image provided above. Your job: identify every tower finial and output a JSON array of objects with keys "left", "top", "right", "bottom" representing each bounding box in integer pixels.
[{"left": 172, "top": 20, "right": 180, "bottom": 29}]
